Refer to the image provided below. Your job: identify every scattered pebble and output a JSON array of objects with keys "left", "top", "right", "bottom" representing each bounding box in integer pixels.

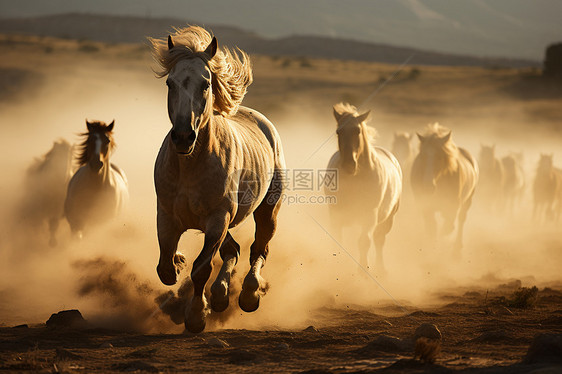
[
  {"left": 413, "top": 323, "right": 442, "bottom": 364},
  {"left": 414, "top": 323, "right": 442, "bottom": 341},
  {"left": 303, "top": 325, "right": 319, "bottom": 333},
  {"left": 46, "top": 310, "right": 87, "bottom": 329},
  {"left": 207, "top": 337, "right": 229, "bottom": 348},
  {"left": 99, "top": 342, "right": 113, "bottom": 348},
  {"left": 276, "top": 343, "right": 290, "bottom": 350}
]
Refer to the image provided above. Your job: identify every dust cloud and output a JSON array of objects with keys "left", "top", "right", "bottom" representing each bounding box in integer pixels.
[{"left": 0, "top": 46, "right": 561, "bottom": 333}]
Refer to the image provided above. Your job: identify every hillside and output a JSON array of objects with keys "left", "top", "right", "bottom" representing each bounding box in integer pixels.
[{"left": 0, "top": 13, "right": 539, "bottom": 68}]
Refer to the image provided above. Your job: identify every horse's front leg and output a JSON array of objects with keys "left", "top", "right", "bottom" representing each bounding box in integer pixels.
[
  {"left": 156, "top": 209, "right": 185, "bottom": 286},
  {"left": 186, "top": 212, "right": 230, "bottom": 333},
  {"left": 239, "top": 190, "right": 282, "bottom": 313}
]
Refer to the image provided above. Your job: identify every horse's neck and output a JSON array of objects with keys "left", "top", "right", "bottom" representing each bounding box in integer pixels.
[
  {"left": 357, "top": 132, "right": 375, "bottom": 169},
  {"left": 88, "top": 161, "right": 112, "bottom": 184}
]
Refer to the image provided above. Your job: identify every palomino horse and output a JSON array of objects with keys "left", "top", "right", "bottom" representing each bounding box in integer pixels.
[
  {"left": 64, "top": 120, "right": 128, "bottom": 238},
  {"left": 149, "top": 26, "right": 286, "bottom": 333},
  {"left": 478, "top": 144, "right": 505, "bottom": 210},
  {"left": 411, "top": 123, "right": 478, "bottom": 252},
  {"left": 533, "top": 154, "right": 562, "bottom": 222},
  {"left": 501, "top": 154, "right": 525, "bottom": 213},
  {"left": 326, "top": 103, "right": 402, "bottom": 275},
  {"left": 18, "top": 139, "right": 74, "bottom": 246}
]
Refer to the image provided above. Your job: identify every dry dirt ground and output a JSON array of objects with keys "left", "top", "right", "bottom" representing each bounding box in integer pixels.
[
  {"left": 1, "top": 286, "right": 562, "bottom": 373},
  {"left": 1, "top": 34, "right": 561, "bottom": 373}
]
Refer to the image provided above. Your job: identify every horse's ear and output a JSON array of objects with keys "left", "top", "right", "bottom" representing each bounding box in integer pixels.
[
  {"left": 86, "top": 119, "right": 93, "bottom": 132},
  {"left": 333, "top": 108, "right": 342, "bottom": 122},
  {"left": 357, "top": 110, "right": 371, "bottom": 123},
  {"left": 204, "top": 37, "right": 218, "bottom": 59},
  {"left": 441, "top": 131, "right": 451, "bottom": 143},
  {"left": 168, "top": 35, "right": 174, "bottom": 50},
  {"left": 416, "top": 132, "right": 425, "bottom": 142},
  {"left": 107, "top": 120, "right": 115, "bottom": 132}
]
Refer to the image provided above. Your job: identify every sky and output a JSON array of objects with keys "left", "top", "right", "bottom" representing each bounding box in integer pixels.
[{"left": 0, "top": 0, "right": 561, "bottom": 60}]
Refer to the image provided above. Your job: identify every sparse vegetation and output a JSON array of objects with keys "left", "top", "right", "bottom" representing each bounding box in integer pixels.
[
  {"left": 78, "top": 41, "right": 100, "bottom": 53},
  {"left": 494, "top": 286, "right": 539, "bottom": 309}
]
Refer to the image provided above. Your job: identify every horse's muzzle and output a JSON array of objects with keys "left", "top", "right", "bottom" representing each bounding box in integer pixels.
[
  {"left": 171, "top": 129, "right": 197, "bottom": 155},
  {"left": 89, "top": 158, "right": 103, "bottom": 171}
]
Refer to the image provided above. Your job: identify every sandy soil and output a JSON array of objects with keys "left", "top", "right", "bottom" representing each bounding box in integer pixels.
[{"left": 0, "top": 34, "right": 561, "bottom": 372}]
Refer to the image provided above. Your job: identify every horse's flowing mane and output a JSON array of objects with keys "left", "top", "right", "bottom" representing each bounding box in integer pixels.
[
  {"left": 149, "top": 26, "right": 253, "bottom": 117},
  {"left": 333, "top": 102, "right": 378, "bottom": 141},
  {"left": 419, "top": 122, "right": 459, "bottom": 172},
  {"left": 76, "top": 121, "right": 115, "bottom": 166}
]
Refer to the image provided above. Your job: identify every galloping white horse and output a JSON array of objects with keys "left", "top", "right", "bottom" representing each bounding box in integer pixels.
[
  {"left": 326, "top": 103, "right": 402, "bottom": 274},
  {"left": 150, "top": 26, "right": 286, "bottom": 333},
  {"left": 64, "top": 120, "right": 128, "bottom": 238},
  {"left": 411, "top": 123, "right": 478, "bottom": 252}
]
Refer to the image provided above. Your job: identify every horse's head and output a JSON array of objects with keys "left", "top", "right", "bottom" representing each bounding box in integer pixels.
[
  {"left": 415, "top": 130, "right": 453, "bottom": 191},
  {"left": 333, "top": 106, "right": 370, "bottom": 175},
  {"left": 479, "top": 144, "right": 496, "bottom": 163},
  {"left": 166, "top": 35, "right": 216, "bottom": 155},
  {"left": 392, "top": 131, "right": 412, "bottom": 163},
  {"left": 538, "top": 153, "right": 554, "bottom": 170},
  {"left": 81, "top": 120, "right": 115, "bottom": 172}
]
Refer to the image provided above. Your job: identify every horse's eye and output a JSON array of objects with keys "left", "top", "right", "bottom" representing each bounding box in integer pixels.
[{"left": 165, "top": 79, "right": 171, "bottom": 87}]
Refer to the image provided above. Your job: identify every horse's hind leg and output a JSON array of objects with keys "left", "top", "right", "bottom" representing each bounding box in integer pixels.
[
  {"left": 239, "top": 191, "right": 281, "bottom": 313},
  {"left": 455, "top": 196, "right": 473, "bottom": 254},
  {"left": 372, "top": 204, "right": 399, "bottom": 276},
  {"left": 210, "top": 232, "right": 240, "bottom": 312}
]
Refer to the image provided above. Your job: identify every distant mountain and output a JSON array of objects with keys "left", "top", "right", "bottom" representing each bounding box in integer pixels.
[
  {"left": 0, "top": 13, "right": 538, "bottom": 68},
  {"left": 0, "top": 0, "right": 560, "bottom": 61}
]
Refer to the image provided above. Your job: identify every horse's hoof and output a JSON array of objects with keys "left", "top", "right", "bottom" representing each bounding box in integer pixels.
[
  {"left": 238, "top": 291, "right": 260, "bottom": 313},
  {"left": 156, "top": 264, "right": 177, "bottom": 286},
  {"left": 173, "top": 252, "right": 187, "bottom": 270},
  {"left": 185, "top": 297, "right": 208, "bottom": 333},
  {"left": 210, "top": 281, "right": 229, "bottom": 313},
  {"left": 184, "top": 316, "right": 206, "bottom": 333}
]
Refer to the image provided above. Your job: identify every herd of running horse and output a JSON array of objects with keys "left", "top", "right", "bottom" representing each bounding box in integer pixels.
[{"left": 14, "top": 26, "right": 562, "bottom": 333}]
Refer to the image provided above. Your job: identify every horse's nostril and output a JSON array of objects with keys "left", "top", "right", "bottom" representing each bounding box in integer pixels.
[{"left": 187, "top": 131, "right": 196, "bottom": 144}]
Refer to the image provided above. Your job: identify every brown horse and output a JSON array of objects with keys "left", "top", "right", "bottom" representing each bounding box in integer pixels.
[
  {"left": 478, "top": 144, "right": 505, "bottom": 210},
  {"left": 17, "top": 139, "right": 74, "bottom": 246},
  {"left": 326, "top": 103, "right": 402, "bottom": 275},
  {"left": 150, "top": 26, "right": 286, "bottom": 333},
  {"left": 411, "top": 123, "right": 478, "bottom": 252},
  {"left": 501, "top": 153, "right": 525, "bottom": 213},
  {"left": 64, "top": 120, "right": 128, "bottom": 238},
  {"left": 533, "top": 154, "right": 562, "bottom": 222}
]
